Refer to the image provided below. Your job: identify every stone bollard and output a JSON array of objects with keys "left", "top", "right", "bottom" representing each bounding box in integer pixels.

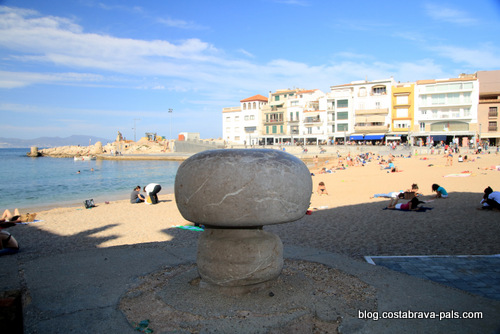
[{"left": 175, "top": 149, "right": 312, "bottom": 288}]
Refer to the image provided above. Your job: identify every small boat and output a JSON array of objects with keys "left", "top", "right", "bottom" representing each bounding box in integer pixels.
[{"left": 74, "top": 155, "right": 96, "bottom": 161}]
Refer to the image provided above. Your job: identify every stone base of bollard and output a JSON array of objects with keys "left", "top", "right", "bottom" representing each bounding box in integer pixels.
[{"left": 197, "top": 227, "right": 283, "bottom": 287}]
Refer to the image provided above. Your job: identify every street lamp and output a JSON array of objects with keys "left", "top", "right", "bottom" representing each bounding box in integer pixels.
[{"left": 168, "top": 108, "right": 173, "bottom": 139}]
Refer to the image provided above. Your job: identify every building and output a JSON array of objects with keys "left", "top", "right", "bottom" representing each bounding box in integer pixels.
[
  {"left": 260, "top": 88, "right": 325, "bottom": 145},
  {"left": 414, "top": 75, "right": 479, "bottom": 147},
  {"left": 390, "top": 82, "right": 415, "bottom": 144},
  {"left": 328, "top": 78, "right": 396, "bottom": 143},
  {"left": 477, "top": 70, "right": 500, "bottom": 146},
  {"left": 222, "top": 94, "right": 268, "bottom": 145}
]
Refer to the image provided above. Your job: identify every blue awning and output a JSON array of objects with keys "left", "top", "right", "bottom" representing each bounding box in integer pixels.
[
  {"left": 350, "top": 135, "right": 364, "bottom": 140},
  {"left": 364, "top": 135, "right": 385, "bottom": 140},
  {"left": 430, "top": 135, "right": 447, "bottom": 142}
]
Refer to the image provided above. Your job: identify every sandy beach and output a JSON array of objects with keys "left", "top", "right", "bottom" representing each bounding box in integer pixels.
[
  {"left": 10, "top": 150, "right": 500, "bottom": 260},
  {"left": 4, "top": 149, "right": 500, "bottom": 333}
]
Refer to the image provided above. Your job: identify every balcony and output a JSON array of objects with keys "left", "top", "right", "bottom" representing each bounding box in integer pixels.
[
  {"left": 354, "top": 125, "right": 389, "bottom": 133},
  {"left": 489, "top": 111, "right": 498, "bottom": 118},
  {"left": 488, "top": 126, "right": 498, "bottom": 131},
  {"left": 303, "top": 117, "right": 322, "bottom": 124},
  {"left": 264, "top": 119, "right": 284, "bottom": 125},
  {"left": 355, "top": 108, "right": 389, "bottom": 115}
]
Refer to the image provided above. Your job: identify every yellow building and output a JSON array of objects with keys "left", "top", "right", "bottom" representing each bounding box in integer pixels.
[{"left": 390, "top": 82, "right": 415, "bottom": 143}]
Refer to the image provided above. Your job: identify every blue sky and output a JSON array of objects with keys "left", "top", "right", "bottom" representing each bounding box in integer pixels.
[{"left": 1, "top": 0, "right": 499, "bottom": 141}]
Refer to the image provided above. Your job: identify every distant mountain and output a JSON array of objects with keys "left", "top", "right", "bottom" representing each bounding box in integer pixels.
[{"left": 0, "top": 135, "right": 113, "bottom": 148}]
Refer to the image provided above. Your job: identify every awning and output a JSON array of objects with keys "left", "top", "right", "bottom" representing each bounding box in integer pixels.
[
  {"left": 350, "top": 135, "right": 364, "bottom": 140},
  {"left": 430, "top": 135, "right": 447, "bottom": 142},
  {"left": 364, "top": 135, "right": 385, "bottom": 140}
]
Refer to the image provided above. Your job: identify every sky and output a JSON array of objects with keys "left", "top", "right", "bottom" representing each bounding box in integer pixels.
[{"left": 0, "top": 0, "right": 499, "bottom": 141}]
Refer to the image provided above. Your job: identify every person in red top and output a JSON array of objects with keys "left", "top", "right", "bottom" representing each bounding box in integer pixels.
[{"left": 386, "top": 197, "right": 425, "bottom": 211}]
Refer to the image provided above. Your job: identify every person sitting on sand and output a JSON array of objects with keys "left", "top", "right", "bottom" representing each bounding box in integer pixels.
[
  {"left": 480, "top": 186, "right": 500, "bottom": 210},
  {"left": 458, "top": 155, "right": 464, "bottom": 163},
  {"left": 386, "top": 197, "right": 425, "bottom": 211},
  {"left": 431, "top": 184, "right": 448, "bottom": 198},
  {"left": 130, "top": 186, "right": 145, "bottom": 204},
  {"left": 0, "top": 227, "right": 19, "bottom": 256},
  {"left": 317, "top": 182, "right": 329, "bottom": 195},
  {"left": 371, "top": 184, "right": 420, "bottom": 199}
]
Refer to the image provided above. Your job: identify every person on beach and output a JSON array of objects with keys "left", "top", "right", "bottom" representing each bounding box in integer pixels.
[
  {"left": 371, "top": 184, "right": 420, "bottom": 199},
  {"left": 431, "top": 184, "right": 448, "bottom": 198},
  {"left": 130, "top": 186, "right": 145, "bottom": 204},
  {"left": 317, "top": 182, "right": 329, "bottom": 195},
  {"left": 144, "top": 183, "right": 162, "bottom": 204},
  {"left": 2, "top": 209, "right": 20, "bottom": 221},
  {"left": 386, "top": 197, "right": 425, "bottom": 211},
  {"left": 480, "top": 186, "right": 500, "bottom": 210}
]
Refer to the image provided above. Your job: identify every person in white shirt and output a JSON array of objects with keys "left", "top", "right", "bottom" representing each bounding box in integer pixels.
[
  {"left": 144, "top": 183, "right": 162, "bottom": 204},
  {"left": 480, "top": 186, "right": 500, "bottom": 210}
]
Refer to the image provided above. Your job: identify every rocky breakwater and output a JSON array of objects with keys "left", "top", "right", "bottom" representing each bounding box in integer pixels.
[
  {"left": 175, "top": 149, "right": 312, "bottom": 292},
  {"left": 39, "top": 141, "right": 104, "bottom": 158}
]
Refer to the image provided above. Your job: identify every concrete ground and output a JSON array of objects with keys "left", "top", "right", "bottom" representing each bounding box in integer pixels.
[{"left": 2, "top": 243, "right": 500, "bottom": 334}]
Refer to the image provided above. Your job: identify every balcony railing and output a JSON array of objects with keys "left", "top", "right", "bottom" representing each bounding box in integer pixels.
[
  {"left": 488, "top": 126, "right": 498, "bottom": 131},
  {"left": 354, "top": 125, "right": 389, "bottom": 133},
  {"left": 303, "top": 117, "right": 322, "bottom": 123},
  {"left": 355, "top": 108, "right": 389, "bottom": 115},
  {"left": 489, "top": 111, "right": 498, "bottom": 117},
  {"left": 264, "top": 119, "right": 284, "bottom": 125}
]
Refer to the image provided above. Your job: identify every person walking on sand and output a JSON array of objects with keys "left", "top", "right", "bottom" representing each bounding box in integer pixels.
[
  {"left": 317, "top": 182, "right": 329, "bottom": 195},
  {"left": 431, "top": 184, "right": 448, "bottom": 198},
  {"left": 144, "top": 183, "right": 162, "bottom": 204}
]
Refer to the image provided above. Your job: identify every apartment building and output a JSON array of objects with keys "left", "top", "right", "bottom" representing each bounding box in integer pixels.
[
  {"left": 414, "top": 75, "right": 479, "bottom": 147},
  {"left": 477, "top": 70, "right": 500, "bottom": 146},
  {"left": 260, "top": 88, "right": 325, "bottom": 145},
  {"left": 390, "top": 82, "right": 415, "bottom": 143},
  {"left": 328, "top": 78, "right": 395, "bottom": 142},
  {"left": 222, "top": 94, "right": 268, "bottom": 145}
]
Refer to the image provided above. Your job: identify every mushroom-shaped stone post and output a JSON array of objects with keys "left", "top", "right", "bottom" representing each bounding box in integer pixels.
[{"left": 175, "top": 149, "right": 312, "bottom": 288}]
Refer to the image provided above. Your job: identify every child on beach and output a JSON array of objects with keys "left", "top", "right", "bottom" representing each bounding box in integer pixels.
[
  {"left": 431, "top": 184, "right": 448, "bottom": 198},
  {"left": 317, "top": 182, "right": 329, "bottom": 195},
  {"left": 130, "top": 186, "right": 145, "bottom": 204}
]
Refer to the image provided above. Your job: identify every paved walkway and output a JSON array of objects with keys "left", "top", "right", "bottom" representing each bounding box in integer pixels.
[{"left": 365, "top": 255, "right": 500, "bottom": 301}]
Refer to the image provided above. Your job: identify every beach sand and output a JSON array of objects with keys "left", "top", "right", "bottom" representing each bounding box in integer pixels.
[
  {"left": 7, "top": 150, "right": 500, "bottom": 332},
  {"left": 13, "top": 150, "right": 500, "bottom": 259}
]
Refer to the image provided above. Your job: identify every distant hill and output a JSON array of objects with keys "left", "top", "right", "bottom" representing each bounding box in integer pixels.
[{"left": 0, "top": 135, "right": 113, "bottom": 148}]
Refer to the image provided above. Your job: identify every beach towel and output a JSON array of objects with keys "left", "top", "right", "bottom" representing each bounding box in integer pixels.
[
  {"left": 174, "top": 225, "right": 204, "bottom": 232},
  {"left": 444, "top": 173, "right": 471, "bottom": 177}
]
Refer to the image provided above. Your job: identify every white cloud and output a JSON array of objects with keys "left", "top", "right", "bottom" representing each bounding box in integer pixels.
[
  {"left": 156, "top": 17, "right": 208, "bottom": 30},
  {"left": 424, "top": 3, "right": 476, "bottom": 25},
  {"left": 429, "top": 43, "right": 500, "bottom": 68}
]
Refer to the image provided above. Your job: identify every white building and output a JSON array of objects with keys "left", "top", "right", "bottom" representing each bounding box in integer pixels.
[
  {"left": 328, "top": 78, "right": 396, "bottom": 142},
  {"left": 414, "top": 75, "right": 479, "bottom": 146},
  {"left": 222, "top": 94, "right": 268, "bottom": 145}
]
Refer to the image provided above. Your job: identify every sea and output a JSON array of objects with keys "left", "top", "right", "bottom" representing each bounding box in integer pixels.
[{"left": 0, "top": 148, "right": 181, "bottom": 211}]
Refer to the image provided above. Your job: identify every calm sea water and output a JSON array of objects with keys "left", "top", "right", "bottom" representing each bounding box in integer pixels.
[{"left": 0, "top": 148, "right": 181, "bottom": 211}]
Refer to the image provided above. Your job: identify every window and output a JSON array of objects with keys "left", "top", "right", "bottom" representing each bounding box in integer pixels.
[
  {"left": 489, "top": 107, "right": 498, "bottom": 117},
  {"left": 359, "top": 87, "right": 367, "bottom": 97},
  {"left": 290, "top": 112, "right": 293, "bottom": 121},
  {"left": 253, "top": 102, "right": 256, "bottom": 109},
  {"left": 272, "top": 125, "right": 277, "bottom": 134},
  {"left": 396, "top": 108, "right": 408, "bottom": 118},
  {"left": 420, "top": 122, "right": 425, "bottom": 131},
  {"left": 275, "top": 95, "right": 280, "bottom": 101},
  {"left": 243, "top": 103, "right": 246, "bottom": 110},
  {"left": 396, "top": 95, "right": 408, "bottom": 105},
  {"left": 375, "top": 101, "right": 381, "bottom": 109},
  {"left": 372, "top": 86, "right": 386, "bottom": 95},
  {"left": 489, "top": 121, "right": 497, "bottom": 131},
  {"left": 226, "top": 116, "right": 231, "bottom": 122},
  {"left": 234, "top": 116, "right": 239, "bottom": 122},
  {"left": 463, "top": 108, "right": 471, "bottom": 117},
  {"left": 463, "top": 92, "right": 471, "bottom": 103},
  {"left": 337, "top": 123, "right": 348, "bottom": 132},
  {"left": 337, "top": 112, "right": 348, "bottom": 120},
  {"left": 431, "top": 94, "right": 445, "bottom": 105},
  {"left": 447, "top": 93, "right": 460, "bottom": 104},
  {"left": 337, "top": 99, "right": 348, "bottom": 108},
  {"left": 244, "top": 116, "right": 249, "bottom": 121},
  {"left": 290, "top": 100, "right": 299, "bottom": 106}
]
